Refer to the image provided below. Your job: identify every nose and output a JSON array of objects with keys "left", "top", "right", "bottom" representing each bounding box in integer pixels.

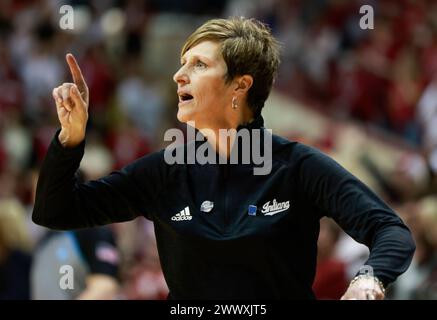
[{"left": 173, "top": 66, "right": 189, "bottom": 84}]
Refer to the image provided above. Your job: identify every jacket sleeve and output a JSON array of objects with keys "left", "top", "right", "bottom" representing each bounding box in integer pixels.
[
  {"left": 74, "top": 227, "right": 119, "bottom": 278},
  {"left": 297, "top": 145, "right": 415, "bottom": 287},
  {"left": 32, "top": 130, "right": 166, "bottom": 230}
]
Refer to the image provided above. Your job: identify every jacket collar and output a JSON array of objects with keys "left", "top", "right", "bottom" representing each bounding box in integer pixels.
[{"left": 236, "top": 114, "right": 264, "bottom": 131}]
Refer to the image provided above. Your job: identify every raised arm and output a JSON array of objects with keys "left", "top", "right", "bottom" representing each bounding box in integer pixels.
[{"left": 32, "top": 54, "right": 166, "bottom": 230}]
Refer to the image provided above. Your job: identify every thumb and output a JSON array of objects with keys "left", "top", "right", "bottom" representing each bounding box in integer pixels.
[{"left": 70, "top": 85, "right": 85, "bottom": 108}]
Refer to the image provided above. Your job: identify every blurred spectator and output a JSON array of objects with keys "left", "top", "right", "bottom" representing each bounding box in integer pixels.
[
  {"left": 80, "top": 135, "right": 114, "bottom": 179},
  {"left": 20, "top": 38, "right": 64, "bottom": 120},
  {"left": 31, "top": 227, "right": 120, "bottom": 300},
  {"left": 115, "top": 57, "right": 166, "bottom": 142},
  {"left": 417, "top": 78, "right": 437, "bottom": 180},
  {"left": 118, "top": 219, "right": 168, "bottom": 300},
  {"left": 80, "top": 44, "right": 115, "bottom": 122},
  {"left": 413, "top": 196, "right": 437, "bottom": 299},
  {"left": 390, "top": 197, "right": 437, "bottom": 299},
  {"left": 334, "top": 233, "right": 369, "bottom": 281},
  {"left": 0, "top": 40, "right": 24, "bottom": 116},
  {"left": 105, "top": 120, "right": 153, "bottom": 169},
  {"left": 386, "top": 47, "right": 421, "bottom": 144},
  {"left": 0, "top": 198, "right": 32, "bottom": 300},
  {"left": 313, "top": 217, "right": 348, "bottom": 299}
]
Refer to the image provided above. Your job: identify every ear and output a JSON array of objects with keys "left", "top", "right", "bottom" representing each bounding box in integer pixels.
[{"left": 233, "top": 75, "right": 253, "bottom": 94}]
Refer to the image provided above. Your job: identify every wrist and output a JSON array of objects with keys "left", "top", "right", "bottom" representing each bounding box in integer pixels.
[
  {"left": 350, "top": 274, "right": 385, "bottom": 295},
  {"left": 58, "top": 128, "right": 85, "bottom": 148}
]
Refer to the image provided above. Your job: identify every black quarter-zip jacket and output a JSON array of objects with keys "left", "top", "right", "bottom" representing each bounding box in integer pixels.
[{"left": 32, "top": 115, "right": 415, "bottom": 299}]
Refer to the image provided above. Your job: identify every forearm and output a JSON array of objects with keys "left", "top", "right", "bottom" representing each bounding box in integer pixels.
[
  {"left": 33, "top": 131, "right": 146, "bottom": 230},
  {"left": 32, "top": 130, "right": 90, "bottom": 229},
  {"left": 364, "top": 224, "right": 416, "bottom": 287},
  {"left": 299, "top": 147, "right": 416, "bottom": 288}
]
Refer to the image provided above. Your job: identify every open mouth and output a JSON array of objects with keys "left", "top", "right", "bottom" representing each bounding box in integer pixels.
[{"left": 179, "top": 93, "right": 193, "bottom": 103}]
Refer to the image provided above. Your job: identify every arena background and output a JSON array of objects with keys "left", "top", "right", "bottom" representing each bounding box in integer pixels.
[{"left": 0, "top": 0, "right": 436, "bottom": 300}]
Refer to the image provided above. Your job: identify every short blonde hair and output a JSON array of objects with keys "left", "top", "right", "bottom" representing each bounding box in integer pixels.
[{"left": 181, "top": 17, "right": 281, "bottom": 116}]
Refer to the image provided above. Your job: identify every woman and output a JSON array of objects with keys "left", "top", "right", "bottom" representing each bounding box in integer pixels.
[{"left": 33, "top": 17, "right": 415, "bottom": 299}]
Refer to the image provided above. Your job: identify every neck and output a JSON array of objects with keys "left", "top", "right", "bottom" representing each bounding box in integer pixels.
[{"left": 198, "top": 110, "right": 255, "bottom": 159}]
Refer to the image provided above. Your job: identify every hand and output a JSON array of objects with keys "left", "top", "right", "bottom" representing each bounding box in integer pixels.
[
  {"left": 52, "top": 53, "right": 89, "bottom": 148},
  {"left": 341, "top": 276, "right": 385, "bottom": 300}
]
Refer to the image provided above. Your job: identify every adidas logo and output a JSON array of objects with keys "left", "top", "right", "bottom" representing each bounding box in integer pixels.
[{"left": 171, "top": 207, "right": 192, "bottom": 221}]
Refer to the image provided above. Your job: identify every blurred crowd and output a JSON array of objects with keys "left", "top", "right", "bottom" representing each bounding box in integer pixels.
[{"left": 0, "top": 0, "right": 437, "bottom": 299}]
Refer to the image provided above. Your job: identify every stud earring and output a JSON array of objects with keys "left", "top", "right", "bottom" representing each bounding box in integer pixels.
[{"left": 232, "top": 97, "right": 238, "bottom": 109}]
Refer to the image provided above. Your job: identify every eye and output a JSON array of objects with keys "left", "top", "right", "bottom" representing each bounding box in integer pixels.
[{"left": 195, "top": 60, "right": 207, "bottom": 68}]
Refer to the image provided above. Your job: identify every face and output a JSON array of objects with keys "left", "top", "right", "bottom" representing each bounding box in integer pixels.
[{"left": 173, "top": 40, "right": 235, "bottom": 129}]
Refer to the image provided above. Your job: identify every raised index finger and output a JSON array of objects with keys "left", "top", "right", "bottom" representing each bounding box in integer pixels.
[{"left": 66, "top": 53, "right": 86, "bottom": 91}]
